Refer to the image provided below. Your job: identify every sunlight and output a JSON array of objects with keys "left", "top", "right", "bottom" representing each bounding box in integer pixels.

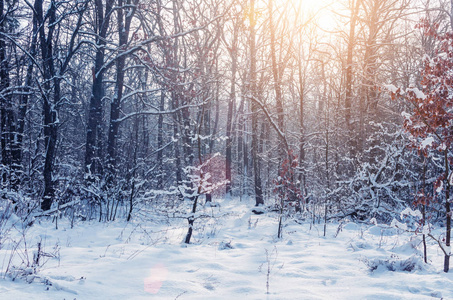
[{"left": 299, "top": 0, "right": 337, "bottom": 30}]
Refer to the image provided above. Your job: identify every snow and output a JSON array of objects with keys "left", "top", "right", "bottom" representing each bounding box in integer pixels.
[
  {"left": 1, "top": 197, "right": 453, "bottom": 299},
  {"left": 406, "top": 87, "right": 427, "bottom": 100},
  {"left": 401, "top": 111, "right": 412, "bottom": 124},
  {"left": 400, "top": 208, "right": 422, "bottom": 219},
  {"left": 421, "top": 136, "right": 434, "bottom": 149},
  {"left": 384, "top": 84, "right": 398, "bottom": 93},
  {"left": 437, "top": 181, "right": 444, "bottom": 194}
]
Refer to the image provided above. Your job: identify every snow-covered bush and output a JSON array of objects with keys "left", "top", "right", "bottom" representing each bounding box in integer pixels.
[
  {"left": 363, "top": 254, "right": 426, "bottom": 273},
  {"left": 334, "top": 125, "right": 418, "bottom": 222}
]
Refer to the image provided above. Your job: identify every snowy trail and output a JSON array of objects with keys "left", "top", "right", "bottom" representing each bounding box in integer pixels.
[{"left": 0, "top": 197, "right": 452, "bottom": 299}]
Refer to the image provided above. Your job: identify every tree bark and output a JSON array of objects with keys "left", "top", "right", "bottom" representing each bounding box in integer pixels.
[
  {"left": 38, "top": 0, "right": 87, "bottom": 210},
  {"left": 225, "top": 25, "right": 238, "bottom": 195},
  {"left": 249, "top": 0, "right": 263, "bottom": 206},
  {"left": 12, "top": 8, "right": 38, "bottom": 189},
  {"left": 444, "top": 150, "right": 451, "bottom": 272},
  {"left": 157, "top": 92, "right": 165, "bottom": 189},
  {"left": 268, "top": 0, "right": 285, "bottom": 162},
  {"left": 85, "top": 0, "right": 114, "bottom": 178},
  {"left": 0, "top": 0, "right": 12, "bottom": 185},
  {"left": 345, "top": 0, "right": 360, "bottom": 156},
  {"left": 297, "top": 59, "right": 306, "bottom": 196},
  {"left": 35, "top": 0, "right": 58, "bottom": 211},
  {"left": 107, "top": 0, "right": 136, "bottom": 181}
]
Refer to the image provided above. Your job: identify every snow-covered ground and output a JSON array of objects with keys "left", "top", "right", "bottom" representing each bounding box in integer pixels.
[{"left": 0, "top": 197, "right": 452, "bottom": 299}]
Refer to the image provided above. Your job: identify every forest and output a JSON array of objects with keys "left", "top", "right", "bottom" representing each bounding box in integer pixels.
[{"left": 1, "top": 0, "right": 453, "bottom": 298}]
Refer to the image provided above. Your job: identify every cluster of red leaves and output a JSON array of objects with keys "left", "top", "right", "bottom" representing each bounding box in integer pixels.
[
  {"left": 273, "top": 150, "right": 302, "bottom": 208},
  {"left": 413, "top": 192, "right": 434, "bottom": 207},
  {"left": 411, "top": 191, "right": 439, "bottom": 236},
  {"left": 415, "top": 17, "right": 440, "bottom": 36},
  {"left": 391, "top": 25, "right": 453, "bottom": 156}
]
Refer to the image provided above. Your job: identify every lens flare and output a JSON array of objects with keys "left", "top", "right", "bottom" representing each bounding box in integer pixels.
[{"left": 144, "top": 263, "right": 168, "bottom": 294}]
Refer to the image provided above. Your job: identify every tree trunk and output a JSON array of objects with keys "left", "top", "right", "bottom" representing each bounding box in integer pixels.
[
  {"left": 85, "top": 0, "right": 114, "bottom": 178},
  {"left": 38, "top": 0, "right": 87, "bottom": 210},
  {"left": 297, "top": 59, "right": 306, "bottom": 197},
  {"left": 157, "top": 92, "right": 165, "bottom": 189},
  {"left": 268, "top": 0, "right": 285, "bottom": 162},
  {"left": 12, "top": 10, "right": 38, "bottom": 189},
  {"left": 35, "top": 0, "right": 58, "bottom": 211},
  {"left": 360, "top": 0, "right": 379, "bottom": 155},
  {"left": 225, "top": 30, "right": 238, "bottom": 194},
  {"left": 249, "top": 0, "right": 263, "bottom": 206},
  {"left": 172, "top": 92, "right": 183, "bottom": 194},
  {"left": 236, "top": 91, "right": 245, "bottom": 195},
  {"left": 0, "top": 0, "right": 12, "bottom": 186},
  {"left": 156, "top": 0, "right": 167, "bottom": 190},
  {"left": 107, "top": 0, "right": 136, "bottom": 181},
  {"left": 422, "top": 156, "right": 428, "bottom": 264},
  {"left": 444, "top": 150, "right": 451, "bottom": 272},
  {"left": 345, "top": 0, "right": 360, "bottom": 157},
  {"left": 209, "top": 61, "right": 220, "bottom": 153}
]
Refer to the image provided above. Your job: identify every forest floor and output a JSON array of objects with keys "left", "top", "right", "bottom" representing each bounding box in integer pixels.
[{"left": 0, "top": 197, "right": 452, "bottom": 299}]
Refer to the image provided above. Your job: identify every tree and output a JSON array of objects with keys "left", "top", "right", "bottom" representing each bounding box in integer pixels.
[
  {"left": 268, "top": 0, "right": 291, "bottom": 163},
  {"left": 85, "top": 0, "right": 115, "bottom": 179},
  {"left": 344, "top": 0, "right": 361, "bottom": 156},
  {"left": 249, "top": 0, "right": 264, "bottom": 207},
  {"left": 0, "top": 0, "right": 13, "bottom": 187},
  {"left": 357, "top": 0, "right": 410, "bottom": 153},
  {"left": 106, "top": 0, "right": 138, "bottom": 181},
  {"left": 392, "top": 20, "right": 453, "bottom": 272},
  {"left": 35, "top": 0, "right": 88, "bottom": 210},
  {"left": 222, "top": 6, "right": 241, "bottom": 195}
]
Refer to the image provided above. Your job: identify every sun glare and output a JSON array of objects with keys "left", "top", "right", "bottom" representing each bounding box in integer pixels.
[{"left": 299, "top": 0, "right": 337, "bottom": 30}]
